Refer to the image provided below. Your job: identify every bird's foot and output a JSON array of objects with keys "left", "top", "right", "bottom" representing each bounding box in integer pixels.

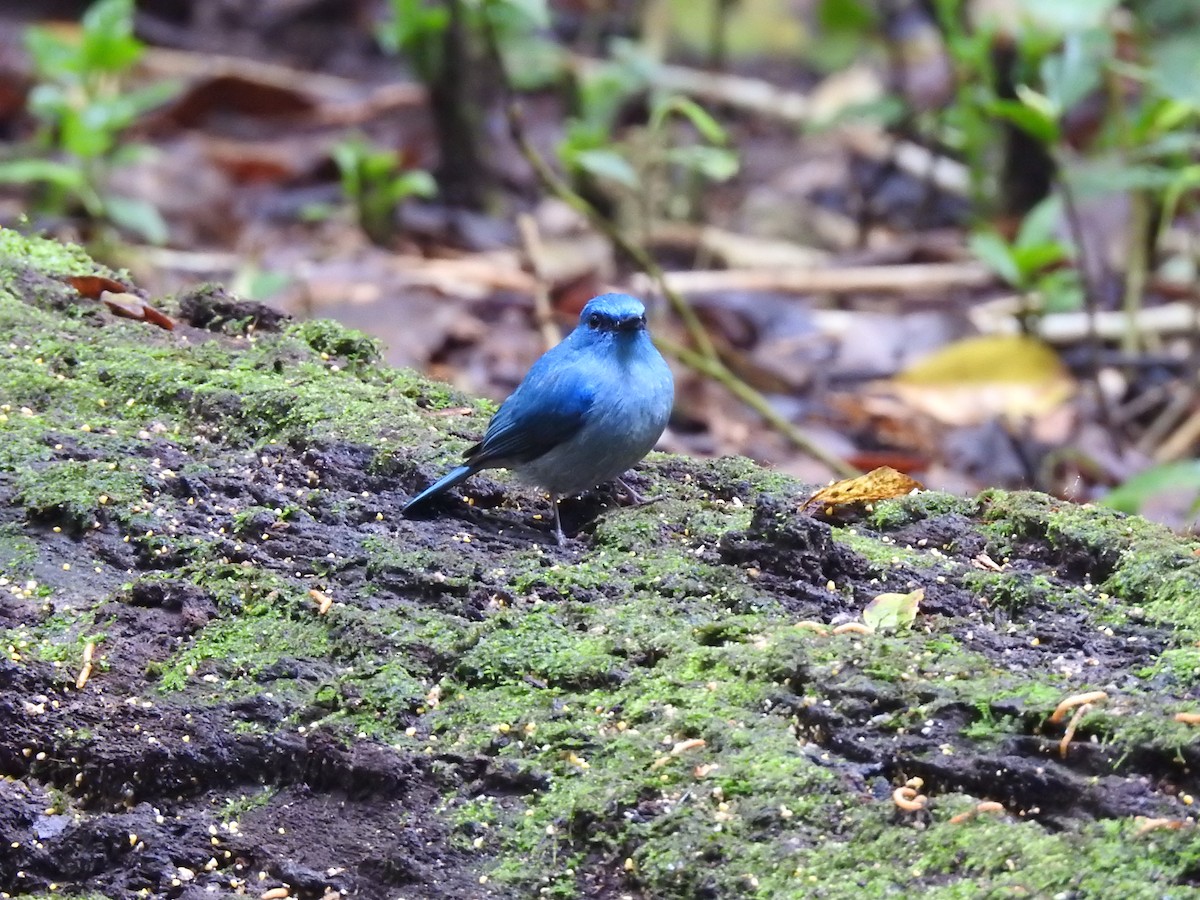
[{"left": 614, "top": 476, "right": 657, "bottom": 507}]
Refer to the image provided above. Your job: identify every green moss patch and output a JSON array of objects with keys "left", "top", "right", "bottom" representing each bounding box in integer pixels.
[{"left": 3, "top": 229, "right": 1200, "bottom": 899}]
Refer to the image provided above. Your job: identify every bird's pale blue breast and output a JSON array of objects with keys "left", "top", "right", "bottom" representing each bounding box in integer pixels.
[{"left": 511, "top": 323, "right": 673, "bottom": 495}]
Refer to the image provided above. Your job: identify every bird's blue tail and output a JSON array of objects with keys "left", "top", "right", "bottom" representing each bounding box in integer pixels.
[{"left": 402, "top": 465, "right": 475, "bottom": 516}]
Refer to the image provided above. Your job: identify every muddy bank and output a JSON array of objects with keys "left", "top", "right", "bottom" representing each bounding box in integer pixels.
[{"left": 1, "top": 229, "right": 1199, "bottom": 899}]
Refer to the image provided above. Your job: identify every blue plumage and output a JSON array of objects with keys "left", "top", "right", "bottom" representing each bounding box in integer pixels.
[{"left": 403, "top": 293, "right": 674, "bottom": 543}]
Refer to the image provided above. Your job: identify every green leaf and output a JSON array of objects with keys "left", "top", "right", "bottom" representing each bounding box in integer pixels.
[
  {"left": 1034, "top": 268, "right": 1084, "bottom": 313},
  {"left": 24, "top": 27, "right": 83, "bottom": 81},
  {"left": 75, "top": 91, "right": 158, "bottom": 144},
  {"left": 576, "top": 59, "right": 647, "bottom": 134},
  {"left": 570, "top": 149, "right": 639, "bottom": 188},
  {"left": 809, "top": 96, "right": 907, "bottom": 131},
  {"left": 1009, "top": 243, "right": 1066, "bottom": 275},
  {"left": 1160, "top": 164, "right": 1200, "bottom": 237},
  {"left": 233, "top": 267, "right": 293, "bottom": 302},
  {"left": 25, "top": 83, "right": 72, "bottom": 124},
  {"left": 103, "top": 195, "right": 169, "bottom": 244},
  {"left": 1014, "top": 196, "right": 1063, "bottom": 249},
  {"left": 650, "top": 95, "right": 728, "bottom": 144},
  {"left": 1145, "top": 34, "right": 1200, "bottom": 107},
  {"left": 109, "top": 142, "right": 158, "bottom": 167},
  {"left": 989, "top": 95, "right": 1059, "bottom": 145},
  {"left": 817, "top": 0, "right": 878, "bottom": 33},
  {"left": 484, "top": 0, "right": 550, "bottom": 31},
  {"left": 1067, "top": 159, "right": 1179, "bottom": 197},
  {"left": 968, "top": 231, "right": 1023, "bottom": 287},
  {"left": 1039, "top": 30, "right": 1106, "bottom": 113},
  {"left": 498, "top": 33, "right": 565, "bottom": 91},
  {"left": 387, "top": 169, "right": 437, "bottom": 202},
  {"left": 560, "top": 119, "right": 607, "bottom": 155},
  {"left": 61, "top": 108, "right": 113, "bottom": 159},
  {"left": 299, "top": 201, "right": 337, "bottom": 223},
  {"left": 80, "top": 0, "right": 144, "bottom": 73},
  {"left": 0, "top": 158, "right": 86, "bottom": 190},
  {"left": 663, "top": 145, "right": 740, "bottom": 181},
  {"left": 862, "top": 589, "right": 922, "bottom": 632},
  {"left": 1132, "top": 123, "right": 1200, "bottom": 159},
  {"left": 378, "top": 0, "right": 449, "bottom": 78},
  {"left": 332, "top": 135, "right": 372, "bottom": 200},
  {"left": 1102, "top": 461, "right": 1200, "bottom": 515},
  {"left": 1015, "top": 0, "right": 1118, "bottom": 32},
  {"left": 112, "top": 80, "right": 183, "bottom": 120}
]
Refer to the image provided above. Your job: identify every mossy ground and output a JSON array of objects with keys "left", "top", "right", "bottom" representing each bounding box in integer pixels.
[{"left": 2, "top": 228, "right": 1200, "bottom": 899}]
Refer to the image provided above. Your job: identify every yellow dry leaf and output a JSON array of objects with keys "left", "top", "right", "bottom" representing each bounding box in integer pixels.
[
  {"left": 803, "top": 466, "right": 924, "bottom": 511},
  {"left": 889, "top": 380, "right": 1075, "bottom": 426},
  {"left": 888, "top": 335, "right": 1074, "bottom": 426},
  {"left": 896, "top": 335, "right": 1064, "bottom": 384}
]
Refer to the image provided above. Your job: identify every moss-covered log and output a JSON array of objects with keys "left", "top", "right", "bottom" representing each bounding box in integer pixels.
[{"left": 1, "top": 229, "right": 1199, "bottom": 899}]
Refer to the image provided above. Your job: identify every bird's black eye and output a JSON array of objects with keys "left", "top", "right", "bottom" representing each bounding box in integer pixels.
[{"left": 588, "top": 313, "right": 603, "bottom": 328}]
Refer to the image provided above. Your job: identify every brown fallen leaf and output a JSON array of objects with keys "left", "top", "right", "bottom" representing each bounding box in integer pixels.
[
  {"left": 65, "top": 274, "right": 128, "bottom": 299},
  {"left": 206, "top": 138, "right": 305, "bottom": 185},
  {"left": 802, "top": 466, "right": 924, "bottom": 512},
  {"left": 165, "top": 75, "right": 315, "bottom": 128},
  {"left": 100, "top": 291, "right": 176, "bottom": 331}
]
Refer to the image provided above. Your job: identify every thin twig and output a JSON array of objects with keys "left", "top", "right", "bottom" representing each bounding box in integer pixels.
[
  {"left": 511, "top": 113, "right": 854, "bottom": 474},
  {"left": 1057, "top": 168, "right": 1117, "bottom": 440},
  {"left": 1104, "top": 54, "right": 1148, "bottom": 360},
  {"left": 499, "top": 101, "right": 720, "bottom": 363},
  {"left": 1121, "top": 189, "right": 1150, "bottom": 357},
  {"left": 516, "top": 213, "right": 562, "bottom": 350},
  {"left": 636, "top": 261, "right": 993, "bottom": 296},
  {"left": 481, "top": 8, "right": 857, "bottom": 477},
  {"left": 661, "top": 338, "right": 856, "bottom": 475},
  {"left": 1154, "top": 402, "right": 1200, "bottom": 464}
]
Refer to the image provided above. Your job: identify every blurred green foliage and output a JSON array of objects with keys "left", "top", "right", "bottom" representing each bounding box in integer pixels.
[
  {"left": 331, "top": 134, "right": 437, "bottom": 246},
  {"left": 378, "top": 0, "right": 558, "bottom": 87},
  {"left": 969, "top": 197, "right": 1082, "bottom": 316},
  {"left": 0, "top": 0, "right": 178, "bottom": 243},
  {"left": 559, "top": 43, "right": 739, "bottom": 228}
]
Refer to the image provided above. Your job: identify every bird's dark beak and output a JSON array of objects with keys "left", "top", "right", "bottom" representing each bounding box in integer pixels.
[{"left": 616, "top": 314, "right": 646, "bottom": 332}]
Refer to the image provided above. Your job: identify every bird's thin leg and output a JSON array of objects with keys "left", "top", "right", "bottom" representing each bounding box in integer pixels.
[
  {"left": 615, "top": 476, "right": 648, "bottom": 506},
  {"left": 550, "top": 493, "right": 566, "bottom": 545}
]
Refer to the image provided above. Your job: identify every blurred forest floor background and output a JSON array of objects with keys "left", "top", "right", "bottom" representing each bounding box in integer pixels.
[{"left": 2, "top": 0, "right": 1199, "bottom": 527}]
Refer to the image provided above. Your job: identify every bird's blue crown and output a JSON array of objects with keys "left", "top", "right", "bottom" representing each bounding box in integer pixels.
[{"left": 579, "top": 293, "right": 647, "bottom": 333}]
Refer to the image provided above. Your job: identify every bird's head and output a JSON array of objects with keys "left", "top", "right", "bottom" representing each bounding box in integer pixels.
[{"left": 577, "top": 293, "right": 648, "bottom": 338}]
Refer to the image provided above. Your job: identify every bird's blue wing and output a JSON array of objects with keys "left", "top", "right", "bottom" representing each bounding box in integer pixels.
[{"left": 466, "top": 360, "right": 594, "bottom": 466}]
